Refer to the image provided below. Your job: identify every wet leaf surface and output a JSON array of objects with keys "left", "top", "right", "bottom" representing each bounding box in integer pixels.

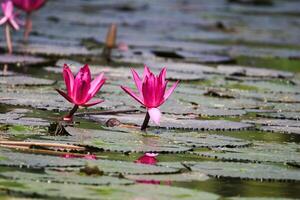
[
  {"left": 188, "top": 161, "right": 300, "bottom": 182},
  {"left": 0, "top": 179, "right": 219, "bottom": 200},
  {"left": 197, "top": 142, "right": 300, "bottom": 164},
  {"left": 87, "top": 113, "right": 254, "bottom": 131},
  {"left": 0, "top": 0, "right": 300, "bottom": 199},
  {"left": 60, "top": 127, "right": 192, "bottom": 153}
]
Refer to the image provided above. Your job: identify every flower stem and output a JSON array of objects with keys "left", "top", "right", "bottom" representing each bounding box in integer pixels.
[
  {"left": 141, "top": 111, "right": 150, "bottom": 131},
  {"left": 63, "top": 105, "right": 79, "bottom": 121},
  {"left": 24, "top": 12, "right": 32, "bottom": 42},
  {"left": 5, "top": 24, "right": 12, "bottom": 54}
]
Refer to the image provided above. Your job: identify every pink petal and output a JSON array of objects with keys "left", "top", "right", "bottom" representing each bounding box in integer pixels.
[
  {"left": 148, "top": 108, "right": 161, "bottom": 125},
  {"left": 142, "top": 75, "right": 156, "bottom": 107},
  {"left": 88, "top": 72, "right": 105, "bottom": 98},
  {"left": 63, "top": 64, "right": 74, "bottom": 97},
  {"left": 120, "top": 86, "right": 144, "bottom": 105},
  {"left": 164, "top": 80, "right": 179, "bottom": 101},
  {"left": 12, "top": 0, "right": 46, "bottom": 12},
  {"left": 158, "top": 67, "right": 167, "bottom": 86},
  {"left": 9, "top": 18, "right": 19, "bottom": 30},
  {"left": 131, "top": 68, "right": 142, "bottom": 94},
  {"left": 73, "top": 64, "right": 91, "bottom": 104},
  {"left": 0, "top": 16, "right": 8, "bottom": 25},
  {"left": 55, "top": 89, "right": 74, "bottom": 104},
  {"left": 5, "top": 1, "right": 13, "bottom": 17},
  {"left": 135, "top": 154, "right": 157, "bottom": 165},
  {"left": 145, "top": 153, "right": 159, "bottom": 157},
  {"left": 143, "top": 65, "right": 151, "bottom": 80},
  {"left": 82, "top": 99, "right": 104, "bottom": 107}
]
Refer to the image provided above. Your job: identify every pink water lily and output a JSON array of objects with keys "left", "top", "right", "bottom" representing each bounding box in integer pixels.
[
  {"left": 12, "top": 0, "right": 46, "bottom": 41},
  {"left": 0, "top": 0, "right": 20, "bottom": 30},
  {"left": 135, "top": 153, "right": 158, "bottom": 165},
  {"left": 12, "top": 0, "right": 46, "bottom": 12},
  {"left": 121, "top": 65, "right": 179, "bottom": 130},
  {"left": 56, "top": 64, "right": 106, "bottom": 121},
  {"left": 0, "top": 0, "right": 20, "bottom": 55}
]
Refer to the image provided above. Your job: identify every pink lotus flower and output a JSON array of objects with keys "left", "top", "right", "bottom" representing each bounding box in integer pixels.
[
  {"left": 12, "top": 0, "right": 46, "bottom": 12},
  {"left": 0, "top": 0, "right": 20, "bottom": 30},
  {"left": 12, "top": 0, "right": 46, "bottom": 41},
  {"left": 135, "top": 153, "right": 158, "bottom": 165},
  {"left": 121, "top": 65, "right": 179, "bottom": 129},
  {"left": 56, "top": 64, "right": 106, "bottom": 120}
]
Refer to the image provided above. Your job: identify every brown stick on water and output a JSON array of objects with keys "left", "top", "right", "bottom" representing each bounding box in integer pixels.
[
  {"left": 24, "top": 12, "right": 32, "bottom": 42},
  {"left": 102, "top": 23, "right": 117, "bottom": 61},
  {"left": 141, "top": 111, "right": 150, "bottom": 131},
  {"left": 0, "top": 140, "right": 85, "bottom": 151},
  {"left": 3, "top": 64, "right": 8, "bottom": 75},
  {"left": 5, "top": 24, "right": 12, "bottom": 54}
]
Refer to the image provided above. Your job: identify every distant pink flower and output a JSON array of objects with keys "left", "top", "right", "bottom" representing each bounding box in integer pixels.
[
  {"left": 56, "top": 64, "right": 106, "bottom": 107},
  {"left": 12, "top": 0, "right": 46, "bottom": 13},
  {"left": 121, "top": 65, "right": 179, "bottom": 126},
  {"left": 0, "top": 0, "right": 20, "bottom": 30},
  {"left": 118, "top": 42, "right": 129, "bottom": 52},
  {"left": 135, "top": 153, "right": 158, "bottom": 165}
]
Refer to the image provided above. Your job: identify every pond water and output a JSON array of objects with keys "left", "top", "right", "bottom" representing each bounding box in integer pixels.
[{"left": 0, "top": 0, "right": 300, "bottom": 199}]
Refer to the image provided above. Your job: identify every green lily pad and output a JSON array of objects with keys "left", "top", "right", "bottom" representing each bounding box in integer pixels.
[
  {"left": 188, "top": 161, "right": 300, "bottom": 182},
  {"left": 87, "top": 114, "right": 253, "bottom": 131},
  {"left": 198, "top": 142, "right": 300, "bottom": 164},
  {"left": 217, "top": 65, "right": 294, "bottom": 78},
  {"left": 160, "top": 132, "right": 251, "bottom": 148},
  {"left": 15, "top": 43, "right": 100, "bottom": 57},
  {"left": 125, "top": 172, "right": 209, "bottom": 182},
  {"left": 0, "top": 54, "right": 50, "bottom": 66},
  {"left": 0, "top": 76, "right": 56, "bottom": 86},
  {"left": 87, "top": 159, "right": 179, "bottom": 175},
  {"left": 0, "top": 109, "right": 49, "bottom": 127},
  {"left": 243, "top": 119, "right": 300, "bottom": 127},
  {"left": 0, "top": 148, "right": 84, "bottom": 168},
  {"left": 61, "top": 127, "right": 192, "bottom": 153},
  {"left": 259, "top": 126, "right": 300, "bottom": 135},
  {"left": 0, "top": 179, "right": 219, "bottom": 200},
  {"left": 257, "top": 112, "right": 300, "bottom": 120},
  {"left": 1, "top": 170, "right": 133, "bottom": 186}
]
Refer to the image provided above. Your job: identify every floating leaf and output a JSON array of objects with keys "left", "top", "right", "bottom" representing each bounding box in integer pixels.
[
  {"left": 125, "top": 172, "right": 209, "bottom": 182},
  {"left": 188, "top": 161, "right": 300, "bottom": 182},
  {"left": 0, "top": 54, "right": 50, "bottom": 66},
  {"left": 0, "top": 76, "right": 56, "bottom": 86},
  {"left": 0, "top": 179, "right": 219, "bottom": 200},
  {"left": 1, "top": 170, "right": 133, "bottom": 186},
  {"left": 87, "top": 114, "right": 253, "bottom": 131},
  {"left": 198, "top": 142, "right": 300, "bottom": 164},
  {"left": 56, "top": 127, "right": 192, "bottom": 153},
  {"left": 259, "top": 126, "right": 300, "bottom": 135}
]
